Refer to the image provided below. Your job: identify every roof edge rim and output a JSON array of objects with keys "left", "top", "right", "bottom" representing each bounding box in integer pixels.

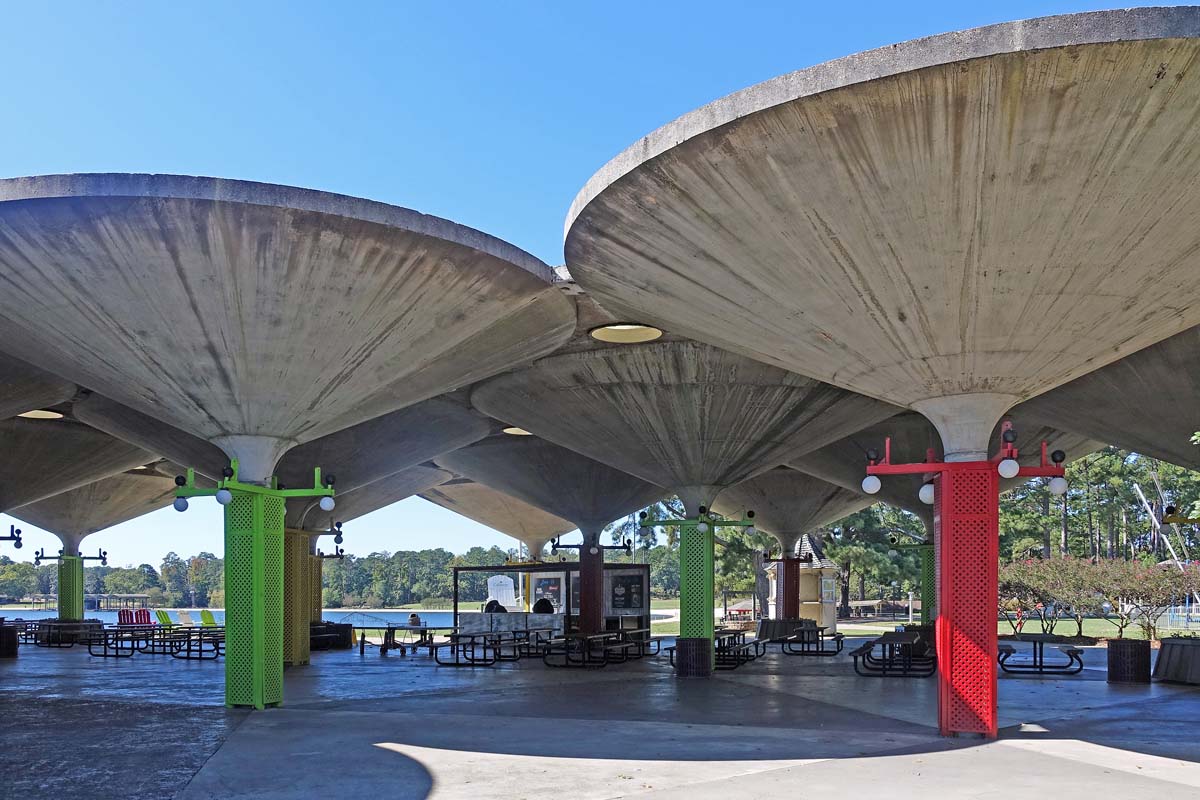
[{"left": 564, "top": 5, "right": 1200, "bottom": 241}]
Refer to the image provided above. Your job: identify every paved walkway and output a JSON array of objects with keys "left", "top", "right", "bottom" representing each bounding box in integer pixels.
[{"left": 2, "top": 637, "right": 1198, "bottom": 799}]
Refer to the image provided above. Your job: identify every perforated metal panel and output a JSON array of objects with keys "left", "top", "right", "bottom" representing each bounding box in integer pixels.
[
  {"left": 57, "top": 556, "right": 84, "bottom": 621},
  {"left": 225, "top": 494, "right": 256, "bottom": 707},
  {"left": 224, "top": 492, "right": 285, "bottom": 709},
  {"left": 936, "top": 467, "right": 998, "bottom": 737},
  {"left": 309, "top": 552, "right": 323, "bottom": 623},
  {"left": 920, "top": 546, "right": 936, "bottom": 625},
  {"left": 678, "top": 520, "right": 714, "bottom": 641},
  {"left": 262, "top": 495, "right": 285, "bottom": 705},
  {"left": 283, "top": 530, "right": 311, "bottom": 666}
]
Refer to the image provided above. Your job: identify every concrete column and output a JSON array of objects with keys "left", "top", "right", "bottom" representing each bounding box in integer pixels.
[
  {"left": 914, "top": 396, "right": 1011, "bottom": 738},
  {"left": 577, "top": 528, "right": 605, "bottom": 635},
  {"left": 675, "top": 518, "right": 715, "bottom": 677},
  {"left": 283, "top": 529, "right": 311, "bottom": 667},
  {"left": 224, "top": 491, "right": 285, "bottom": 709}
]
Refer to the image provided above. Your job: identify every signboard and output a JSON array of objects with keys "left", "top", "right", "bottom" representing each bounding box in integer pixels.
[
  {"left": 610, "top": 573, "right": 644, "bottom": 610},
  {"left": 821, "top": 576, "right": 837, "bottom": 604},
  {"left": 533, "top": 576, "right": 562, "bottom": 608}
]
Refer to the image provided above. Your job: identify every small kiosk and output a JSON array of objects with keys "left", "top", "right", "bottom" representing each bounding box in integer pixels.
[
  {"left": 453, "top": 561, "right": 651, "bottom": 635},
  {"left": 766, "top": 534, "right": 839, "bottom": 631}
]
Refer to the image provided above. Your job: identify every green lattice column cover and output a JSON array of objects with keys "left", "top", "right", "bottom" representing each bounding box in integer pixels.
[
  {"left": 57, "top": 556, "right": 84, "bottom": 621},
  {"left": 676, "top": 519, "right": 715, "bottom": 677},
  {"left": 920, "top": 545, "right": 936, "bottom": 625},
  {"left": 225, "top": 492, "right": 285, "bottom": 709}
]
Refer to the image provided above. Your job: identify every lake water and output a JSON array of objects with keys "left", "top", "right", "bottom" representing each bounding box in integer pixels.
[{"left": 2, "top": 608, "right": 672, "bottom": 627}]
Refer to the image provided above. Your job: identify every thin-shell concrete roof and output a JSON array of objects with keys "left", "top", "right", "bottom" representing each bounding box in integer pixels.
[
  {"left": 471, "top": 340, "right": 900, "bottom": 511},
  {"left": 436, "top": 435, "right": 665, "bottom": 532},
  {"left": 0, "top": 173, "right": 574, "bottom": 480},
  {"left": 564, "top": 8, "right": 1200, "bottom": 454},
  {"left": 419, "top": 476, "right": 576, "bottom": 552}
]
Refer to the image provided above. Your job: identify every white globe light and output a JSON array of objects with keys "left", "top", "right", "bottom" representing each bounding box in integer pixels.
[
  {"left": 696, "top": 521, "right": 710, "bottom": 534},
  {"left": 172, "top": 497, "right": 189, "bottom": 512},
  {"left": 745, "top": 525, "right": 756, "bottom": 536},
  {"left": 888, "top": 549, "right": 898, "bottom": 557},
  {"left": 588, "top": 546, "right": 599, "bottom": 555},
  {"left": 997, "top": 458, "right": 1020, "bottom": 479},
  {"left": 319, "top": 496, "right": 336, "bottom": 512},
  {"left": 861, "top": 475, "right": 882, "bottom": 495},
  {"left": 1048, "top": 476, "right": 1069, "bottom": 496},
  {"left": 215, "top": 488, "right": 233, "bottom": 506},
  {"left": 918, "top": 482, "right": 936, "bottom": 505}
]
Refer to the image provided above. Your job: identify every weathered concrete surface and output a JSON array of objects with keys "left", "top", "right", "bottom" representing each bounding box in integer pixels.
[
  {"left": 0, "top": 416, "right": 152, "bottom": 512},
  {"left": 437, "top": 435, "right": 665, "bottom": 531},
  {"left": 285, "top": 464, "right": 451, "bottom": 532},
  {"left": 0, "top": 174, "right": 574, "bottom": 481},
  {"left": 10, "top": 464, "right": 176, "bottom": 553},
  {"left": 76, "top": 392, "right": 495, "bottom": 492},
  {"left": 789, "top": 411, "right": 1104, "bottom": 526},
  {"left": 1019, "top": 325, "right": 1200, "bottom": 470},
  {"left": 712, "top": 467, "right": 870, "bottom": 553},
  {"left": 472, "top": 340, "right": 900, "bottom": 511},
  {"left": 565, "top": 8, "right": 1200, "bottom": 455},
  {"left": 420, "top": 476, "right": 576, "bottom": 552},
  {"left": 0, "top": 351, "right": 75, "bottom": 420}
]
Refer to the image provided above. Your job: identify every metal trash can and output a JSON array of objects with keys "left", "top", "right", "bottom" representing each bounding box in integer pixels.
[
  {"left": 0, "top": 624, "right": 18, "bottom": 658},
  {"left": 1107, "top": 638, "right": 1151, "bottom": 683}
]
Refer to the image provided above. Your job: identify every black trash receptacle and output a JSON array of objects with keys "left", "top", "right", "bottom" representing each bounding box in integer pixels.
[
  {"left": 0, "top": 624, "right": 18, "bottom": 658},
  {"left": 1107, "top": 638, "right": 1151, "bottom": 683}
]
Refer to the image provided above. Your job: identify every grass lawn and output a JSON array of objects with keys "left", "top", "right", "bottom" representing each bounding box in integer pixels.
[
  {"left": 651, "top": 620, "right": 680, "bottom": 635},
  {"left": 651, "top": 598, "right": 680, "bottom": 610},
  {"left": 845, "top": 617, "right": 1156, "bottom": 640}
]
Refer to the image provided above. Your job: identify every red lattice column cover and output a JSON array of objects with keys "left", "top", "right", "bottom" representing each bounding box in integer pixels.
[
  {"left": 780, "top": 559, "right": 801, "bottom": 619},
  {"left": 934, "top": 465, "right": 999, "bottom": 737}
]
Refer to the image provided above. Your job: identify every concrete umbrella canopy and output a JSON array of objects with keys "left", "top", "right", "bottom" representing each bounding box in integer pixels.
[
  {"left": 1018, "top": 325, "right": 1200, "bottom": 470},
  {"left": 0, "top": 173, "right": 574, "bottom": 709},
  {"left": 0, "top": 351, "right": 75, "bottom": 421},
  {"left": 75, "top": 391, "right": 495, "bottom": 493},
  {"left": 0, "top": 416, "right": 153, "bottom": 514},
  {"left": 420, "top": 476, "right": 576, "bottom": 560},
  {"left": 10, "top": 463, "right": 177, "bottom": 621},
  {"left": 564, "top": 8, "right": 1200, "bottom": 730},
  {"left": 712, "top": 467, "right": 870, "bottom": 622},
  {"left": 471, "top": 339, "right": 899, "bottom": 674},
  {"left": 0, "top": 174, "right": 574, "bottom": 482},
  {"left": 437, "top": 435, "right": 666, "bottom": 633},
  {"left": 712, "top": 467, "right": 870, "bottom": 558},
  {"left": 279, "top": 464, "right": 452, "bottom": 666}
]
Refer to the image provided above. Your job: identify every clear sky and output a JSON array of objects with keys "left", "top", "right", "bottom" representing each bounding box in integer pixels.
[{"left": 0, "top": 0, "right": 1149, "bottom": 566}]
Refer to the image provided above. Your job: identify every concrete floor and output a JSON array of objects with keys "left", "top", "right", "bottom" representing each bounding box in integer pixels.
[{"left": 2, "top": 638, "right": 1198, "bottom": 799}]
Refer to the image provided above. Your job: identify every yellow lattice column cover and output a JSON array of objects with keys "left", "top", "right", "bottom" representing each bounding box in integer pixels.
[
  {"left": 224, "top": 492, "right": 285, "bottom": 708},
  {"left": 309, "top": 544, "right": 323, "bottom": 624},
  {"left": 283, "top": 529, "right": 311, "bottom": 666}
]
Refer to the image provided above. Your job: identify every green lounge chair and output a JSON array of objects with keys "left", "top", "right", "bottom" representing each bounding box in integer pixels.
[
  {"left": 200, "top": 610, "right": 218, "bottom": 626},
  {"left": 155, "top": 610, "right": 174, "bottom": 627}
]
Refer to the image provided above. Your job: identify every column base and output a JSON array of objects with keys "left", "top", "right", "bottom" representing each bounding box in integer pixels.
[{"left": 674, "top": 638, "right": 713, "bottom": 677}]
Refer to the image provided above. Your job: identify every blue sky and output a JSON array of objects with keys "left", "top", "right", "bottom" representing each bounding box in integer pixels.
[{"left": 0, "top": 1, "right": 1145, "bottom": 566}]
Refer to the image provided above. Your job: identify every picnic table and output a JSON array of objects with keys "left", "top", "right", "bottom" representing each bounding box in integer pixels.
[
  {"left": 543, "top": 631, "right": 623, "bottom": 668},
  {"left": 782, "top": 624, "right": 845, "bottom": 657},
  {"left": 377, "top": 623, "right": 458, "bottom": 655},
  {"left": 997, "top": 633, "right": 1083, "bottom": 675},
  {"left": 850, "top": 631, "right": 935, "bottom": 677},
  {"left": 431, "top": 631, "right": 503, "bottom": 667}
]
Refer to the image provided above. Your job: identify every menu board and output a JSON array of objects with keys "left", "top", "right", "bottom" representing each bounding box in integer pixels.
[
  {"left": 534, "top": 576, "right": 562, "bottom": 608},
  {"left": 610, "top": 574, "right": 644, "bottom": 610},
  {"left": 570, "top": 575, "right": 580, "bottom": 611}
]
